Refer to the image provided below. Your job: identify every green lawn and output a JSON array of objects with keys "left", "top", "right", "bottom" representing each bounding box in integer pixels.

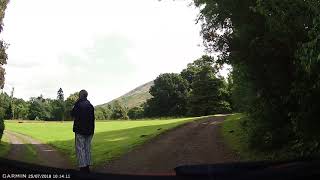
[{"left": 5, "top": 116, "right": 209, "bottom": 166}]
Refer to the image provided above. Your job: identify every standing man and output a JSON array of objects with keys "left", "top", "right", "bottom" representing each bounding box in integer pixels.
[{"left": 71, "top": 90, "right": 95, "bottom": 173}]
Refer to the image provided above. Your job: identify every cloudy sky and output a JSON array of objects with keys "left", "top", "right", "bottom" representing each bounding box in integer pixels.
[{"left": 1, "top": 0, "right": 222, "bottom": 105}]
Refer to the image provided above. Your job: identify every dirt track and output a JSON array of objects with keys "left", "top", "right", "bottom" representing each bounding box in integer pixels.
[
  {"left": 4, "top": 130, "right": 72, "bottom": 169},
  {"left": 96, "top": 115, "right": 239, "bottom": 175}
]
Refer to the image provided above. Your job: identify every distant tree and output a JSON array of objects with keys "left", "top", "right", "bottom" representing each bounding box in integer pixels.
[
  {"left": 128, "top": 106, "right": 144, "bottom": 119},
  {"left": 27, "top": 96, "right": 53, "bottom": 120},
  {"left": 187, "top": 66, "right": 231, "bottom": 116},
  {"left": 64, "top": 92, "right": 79, "bottom": 120},
  {"left": 9, "top": 87, "right": 14, "bottom": 119},
  {"left": 51, "top": 100, "right": 65, "bottom": 121},
  {"left": 144, "top": 73, "right": 189, "bottom": 117},
  {"left": 4, "top": 103, "right": 12, "bottom": 119},
  {"left": 12, "top": 98, "right": 29, "bottom": 119},
  {"left": 36, "top": 94, "right": 45, "bottom": 103},
  {"left": 110, "top": 100, "right": 129, "bottom": 120},
  {"left": 54, "top": 88, "right": 65, "bottom": 120},
  {"left": 27, "top": 98, "right": 44, "bottom": 120},
  {"left": 180, "top": 55, "right": 232, "bottom": 116},
  {"left": 95, "top": 106, "right": 112, "bottom": 120},
  {"left": 95, "top": 108, "right": 105, "bottom": 120},
  {"left": 57, "top": 88, "right": 64, "bottom": 101},
  {"left": 225, "top": 73, "right": 233, "bottom": 110},
  {"left": 95, "top": 107, "right": 111, "bottom": 120},
  {"left": 181, "top": 55, "right": 216, "bottom": 88}
]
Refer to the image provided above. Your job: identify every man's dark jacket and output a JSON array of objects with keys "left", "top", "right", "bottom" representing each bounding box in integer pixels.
[{"left": 71, "top": 98, "right": 95, "bottom": 135}]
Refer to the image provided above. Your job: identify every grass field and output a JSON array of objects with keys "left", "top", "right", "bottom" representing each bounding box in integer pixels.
[{"left": 5, "top": 116, "right": 208, "bottom": 166}]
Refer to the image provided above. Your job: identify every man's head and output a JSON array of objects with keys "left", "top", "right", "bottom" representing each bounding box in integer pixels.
[{"left": 79, "top": 89, "right": 88, "bottom": 99}]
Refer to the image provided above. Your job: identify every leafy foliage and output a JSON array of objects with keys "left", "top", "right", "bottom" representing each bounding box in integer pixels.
[
  {"left": 193, "top": 0, "right": 320, "bottom": 156},
  {"left": 182, "top": 56, "right": 231, "bottom": 116},
  {"left": 144, "top": 73, "right": 189, "bottom": 117},
  {"left": 110, "top": 100, "right": 129, "bottom": 120},
  {"left": 0, "top": 0, "right": 9, "bottom": 141},
  {"left": 64, "top": 92, "right": 79, "bottom": 120},
  {"left": 95, "top": 106, "right": 112, "bottom": 120},
  {"left": 128, "top": 106, "right": 144, "bottom": 119},
  {"left": 4, "top": 103, "right": 12, "bottom": 119}
]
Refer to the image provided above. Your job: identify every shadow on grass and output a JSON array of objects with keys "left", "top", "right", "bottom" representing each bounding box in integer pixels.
[
  {"left": 1, "top": 140, "right": 38, "bottom": 164},
  {"left": 49, "top": 121, "right": 189, "bottom": 168}
]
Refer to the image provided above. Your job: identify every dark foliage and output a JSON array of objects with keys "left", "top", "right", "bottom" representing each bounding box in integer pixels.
[
  {"left": 0, "top": 0, "right": 9, "bottom": 141},
  {"left": 193, "top": 0, "right": 320, "bottom": 156},
  {"left": 128, "top": 106, "right": 144, "bottom": 119},
  {"left": 144, "top": 73, "right": 189, "bottom": 117}
]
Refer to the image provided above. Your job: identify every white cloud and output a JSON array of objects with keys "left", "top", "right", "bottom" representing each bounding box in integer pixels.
[{"left": 0, "top": 0, "right": 215, "bottom": 105}]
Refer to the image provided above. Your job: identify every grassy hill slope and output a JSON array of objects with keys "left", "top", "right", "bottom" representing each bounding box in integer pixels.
[{"left": 97, "top": 81, "right": 154, "bottom": 109}]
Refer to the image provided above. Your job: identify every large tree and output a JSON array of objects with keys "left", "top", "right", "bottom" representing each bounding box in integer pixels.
[
  {"left": 181, "top": 55, "right": 231, "bottom": 116},
  {"left": 181, "top": 55, "right": 216, "bottom": 87},
  {"left": 187, "top": 65, "right": 230, "bottom": 116},
  {"left": 144, "top": 73, "right": 189, "bottom": 117}
]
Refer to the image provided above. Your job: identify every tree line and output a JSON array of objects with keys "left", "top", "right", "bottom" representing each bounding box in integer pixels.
[
  {"left": 95, "top": 55, "right": 234, "bottom": 120},
  {"left": 1, "top": 88, "right": 73, "bottom": 121},
  {"left": 0, "top": 88, "right": 139, "bottom": 121}
]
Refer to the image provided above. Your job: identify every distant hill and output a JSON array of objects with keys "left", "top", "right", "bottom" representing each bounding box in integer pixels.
[{"left": 97, "top": 81, "right": 154, "bottom": 109}]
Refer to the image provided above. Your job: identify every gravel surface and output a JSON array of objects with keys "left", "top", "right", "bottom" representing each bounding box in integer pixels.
[{"left": 96, "top": 115, "right": 239, "bottom": 175}]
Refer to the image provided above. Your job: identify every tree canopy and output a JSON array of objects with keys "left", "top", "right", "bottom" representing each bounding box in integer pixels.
[
  {"left": 0, "top": 0, "right": 9, "bottom": 141},
  {"left": 144, "top": 73, "right": 189, "bottom": 117},
  {"left": 193, "top": 0, "right": 320, "bottom": 156}
]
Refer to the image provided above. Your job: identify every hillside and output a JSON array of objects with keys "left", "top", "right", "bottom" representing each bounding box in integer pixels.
[{"left": 97, "top": 81, "right": 154, "bottom": 109}]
